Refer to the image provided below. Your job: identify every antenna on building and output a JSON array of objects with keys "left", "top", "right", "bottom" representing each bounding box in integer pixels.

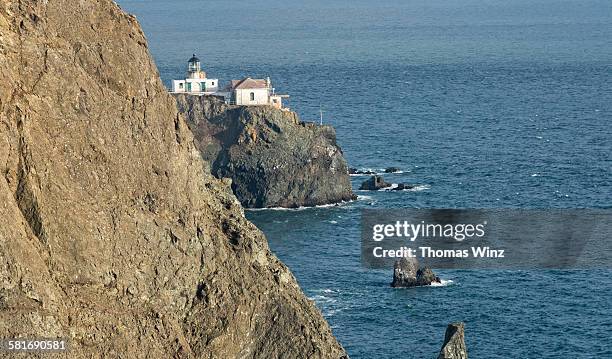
[{"left": 319, "top": 105, "right": 323, "bottom": 125}]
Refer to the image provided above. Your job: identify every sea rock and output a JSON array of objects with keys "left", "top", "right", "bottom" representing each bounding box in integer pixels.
[
  {"left": 391, "top": 258, "right": 419, "bottom": 287},
  {"left": 438, "top": 322, "right": 468, "bottom": 359},
  {"left": 416, "top": 267, "right": 441, "bottom": 286},
  {"left": 384, "top": 166, "right": 401, "bottom": 173},
  {"left": 391, "top": 183, "right": 415, "bottom": 191},
  {"left": 175, "top": 94, "right": 356, "bottom": 208},
  {"left": 0, "top": 1, "right": 346, "bottom": 357},
  {"left": 391, "top": 258, "right": 441, "bottom": 287},
  {"left": 359, "top": 175, "right": 392, "bottom": 190}
]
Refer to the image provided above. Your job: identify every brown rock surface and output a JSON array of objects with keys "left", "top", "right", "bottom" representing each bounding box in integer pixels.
[{"left": 0, "top": 0, "right": 346, "bottom": 357}]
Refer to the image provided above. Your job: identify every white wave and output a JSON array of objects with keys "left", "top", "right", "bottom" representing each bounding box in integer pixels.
[
  {"left": 349, "top": 168, "right": 407, "bottom": 176},
  {"left": 325, "top": 307, "right": 347, "bottom": 317},
  {"left": 312, "top": 288, "right": 337, "bottom": 294},
  {"left": 309, "top": 295, "right": 336, "bottom": 303},
  {"left": 246, "top": 200, "right": 354, "bottom": 211},
  {"left": 407, "top": 185, "right": 430, "bottom": 192},
  {"left": 379, "top": 183, "right": 399, "bottom": 191},
  {"left": 349, "top": 168, "right": 377, "bottom": 176},
  {"left": 329, "top": 220, "right": 338, "bottom": 224},
  {"left": 379, "top": 184, "right": 430, "bottom": 192},
  {"left": 531, "top": 173, "right": 540, "bottom": 177},
  {"left": 430, "top": 279, "right": 454, "bottom": 287},
  {"left": 357, "top": 195, "right": 373, "bottom": 200}
]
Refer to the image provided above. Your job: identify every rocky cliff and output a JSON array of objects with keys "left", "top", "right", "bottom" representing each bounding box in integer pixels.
[
  {"left": 0, "top": 1, "right": 346, "bottom": 357},
  {"left": 174, "top": 94, "right": 355, "bottom": 208}
]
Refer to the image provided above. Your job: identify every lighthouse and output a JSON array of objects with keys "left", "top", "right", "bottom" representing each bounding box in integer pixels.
[
  {"left": 171, "top": 54, "right": 219, "bottom": 94},
  {"left": 187, "top": 54, "right": 205, "bottom": 79}
]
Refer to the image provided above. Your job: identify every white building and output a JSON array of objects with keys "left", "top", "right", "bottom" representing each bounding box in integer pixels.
[
  {"left": 227, "top": 77, "right": 289, "bottom": 109},
  {"left": 171, "top": 54, "right": 219, "bottom": 94}
]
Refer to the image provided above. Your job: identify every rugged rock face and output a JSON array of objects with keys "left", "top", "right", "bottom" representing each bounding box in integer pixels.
[
  {"left": 174, "top": 94, "right": 355, "bottom": 208},
  {"left": 438, "top": 322, "right": 468, "bottom": 359},
  {"left": 0, "top": 1, "right": 346, "bottom": 357},
  {"left": 391, "top": 258, "right": 441, "bottom": 287}
]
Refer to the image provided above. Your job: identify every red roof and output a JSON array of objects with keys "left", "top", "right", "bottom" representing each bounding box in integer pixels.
[{"left": 231, "top": 77, "right": 268, "bottom": 90}]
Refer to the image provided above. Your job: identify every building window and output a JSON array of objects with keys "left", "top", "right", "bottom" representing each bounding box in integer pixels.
[
  {"left": 212, "top": 81, "right": 215, "bottom": 86},
  {"left": 250, "top": 92, "right": 255, "bottom": 101},
  {"left": 201, "top": 82, "right": 206, "bottom": 92},
  {"left": 179, "top": 83, "right": 184, "bottom": 89}
]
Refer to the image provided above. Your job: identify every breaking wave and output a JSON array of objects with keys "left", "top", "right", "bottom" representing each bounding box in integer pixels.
[
  {"left": 350, "top": 168, "right": 407, "bottom": 176},
  {"left": 430, "top": 279, "right": 454, "bottom": 287},
  {"left": 379, "top": 184, "right": 430, "bottom": 192}
]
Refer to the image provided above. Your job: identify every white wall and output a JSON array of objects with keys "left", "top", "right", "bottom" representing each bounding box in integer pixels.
[
  {"left": 172, "top": 80, "right": 186, "bottom": 92},
  {"left": 234, "top": 88, "right": 269, "bottom": 105},
  {"left": 171, "top": 79, "right": 219, "bottom": 93},
  {"left": 269, "top": 95, "right": 284, "bottom": 109}
]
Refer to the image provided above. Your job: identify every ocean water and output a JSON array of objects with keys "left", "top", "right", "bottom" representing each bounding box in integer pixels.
[{"left": 116, "top": 1, "right": 612, "bottom": 357}]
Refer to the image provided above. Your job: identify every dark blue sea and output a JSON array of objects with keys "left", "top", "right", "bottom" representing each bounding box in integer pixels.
[{"left": 117, "top": 1, "right": 611, "bottom": 357}]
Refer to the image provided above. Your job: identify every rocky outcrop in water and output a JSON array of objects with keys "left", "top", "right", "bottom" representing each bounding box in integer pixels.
[
  {"left": 391, "top": 258, "right": 441, "bottom": 287},
  {"left": 384, "top": 167, "right": 400, "bottom": 173},
  {"left": 360, "top": 176, "right": 416, "bottom": 191},
  {"left": 174, "top": 94, "right": 355, "bottom": 208},
  {"left": 359, "top": 175, "right": 392, "bottom": 190},
  {"left": 0, "top": 1, "right": 346, "bottom": 357},
  {"left": 392, "top": 183, "right": 416, "bottom": 191},
  {"left": 349, "top": 168, "right": 376, "bottom": 175},
  {"left": 438, "top": 322, "right": 468, "bottom": 359}
]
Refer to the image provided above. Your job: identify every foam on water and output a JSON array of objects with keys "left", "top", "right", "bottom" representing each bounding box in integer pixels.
[
  {"left": 246, "top": 200, "right": 354, "bottom": 211},
  {"left": 378, "top": 184, "right": 431, "bottom": 192},
  {"left": 349, "top": 168, "right": 407, "bottom": 176},
  {"left": 430, "top": 279, "right": 454, "bottom": 287}
]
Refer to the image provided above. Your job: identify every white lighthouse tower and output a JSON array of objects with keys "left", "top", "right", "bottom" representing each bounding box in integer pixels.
[{"left": 171, "top": 54, "right": 219, "bottom": 94}]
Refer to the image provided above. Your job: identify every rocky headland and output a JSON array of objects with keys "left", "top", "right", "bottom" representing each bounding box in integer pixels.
[
  {"left": 0, "top": 0, "right": 346, "bottom": 357},
  {"left": 174, "top": 94, "right": 355, "bottom": 208}
]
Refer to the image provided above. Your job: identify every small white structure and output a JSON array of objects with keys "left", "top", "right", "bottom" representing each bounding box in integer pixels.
[
  {"left": 171, "top": 54, "right": 219, "bottom": 94},
  {"left": 227, "top": 77, "right": 289, "bottom": 109}
]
